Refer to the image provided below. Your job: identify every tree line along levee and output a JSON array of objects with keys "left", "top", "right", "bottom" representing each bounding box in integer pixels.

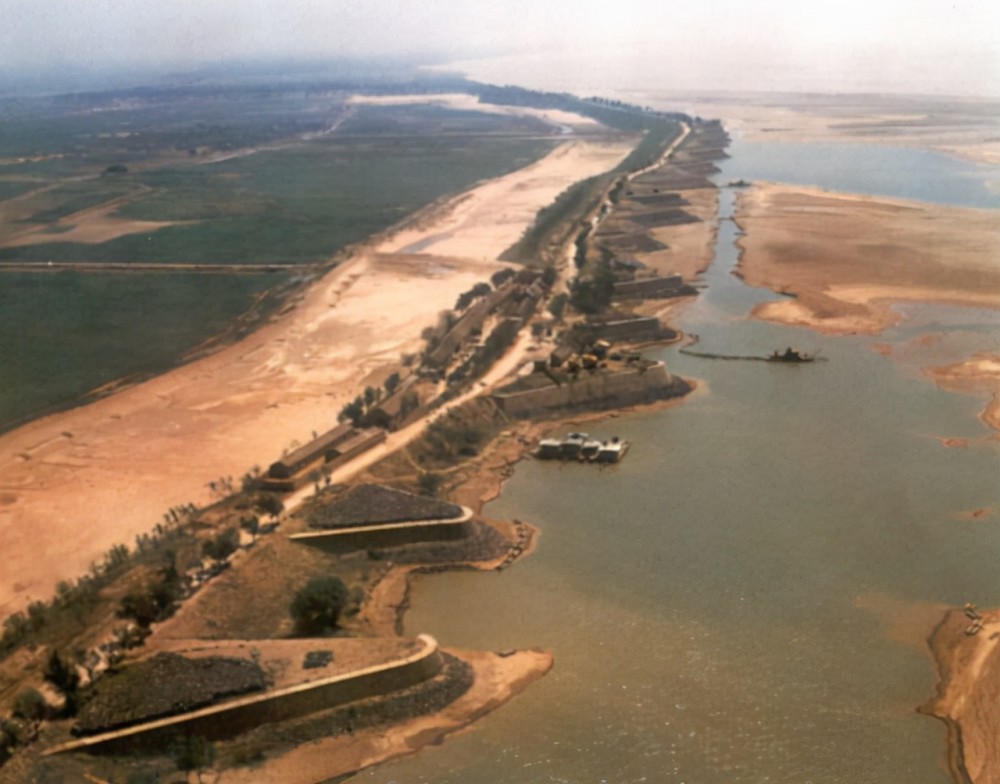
[
  {"left": 256, "top": 269, "right": 694, "bottom": 494},
  {"left": 4, "top": 117, "right": 728, "bottom": 775},
  {"left": 256, "top": 119, "right": 729, "bottom": 495}
]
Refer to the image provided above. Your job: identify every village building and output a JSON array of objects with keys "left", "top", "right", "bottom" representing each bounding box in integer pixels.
[
  {"left": 261, "top": 425, "right": 386, "bottom": 492},
  {"left": 612, "top": 274, "right": 690, "bottom": 300}
]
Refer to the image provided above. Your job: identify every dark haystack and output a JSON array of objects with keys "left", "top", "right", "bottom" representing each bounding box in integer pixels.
[
  {"left": 75, "top": 653, "right": 266, "bottom": 734},
  {"left": 309, "top": 484, "right": 463, "bottom": 530}
]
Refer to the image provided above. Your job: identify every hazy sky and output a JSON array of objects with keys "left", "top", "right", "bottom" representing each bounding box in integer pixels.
[{"left": 2, "top": 0, "right": 998, "bottom": 95}]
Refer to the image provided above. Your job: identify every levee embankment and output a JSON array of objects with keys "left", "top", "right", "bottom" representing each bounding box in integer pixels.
[
  {"left": 47, "top": 634, "right": 445, "bottom": 755},
  {"left": 288, "top": 507, "right": 475, "bottom": 552},
  {"left": 492, "top": 363, "right": 691, "bottom": 419}
]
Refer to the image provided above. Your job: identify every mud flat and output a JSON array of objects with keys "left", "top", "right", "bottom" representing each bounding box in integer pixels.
[
  {"left": 734, "top": 183, "right": 1000, "bottom": 335},
  {"left": 924, "top": 608, "right": 1000, "bottom": 784},
  {"left": 0, "top": 137, "right": 632, "bottom": 618},
  {"left": 635, "top": 92, "right": 1000, "bottom": 165},
  {"left": 924, "top": 355, "right": 1000, "bottom": 435}
]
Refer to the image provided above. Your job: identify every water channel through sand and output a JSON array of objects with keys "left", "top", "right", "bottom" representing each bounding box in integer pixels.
[{"left": 356, "top": 144, "right": 1000, "bottom": 783}]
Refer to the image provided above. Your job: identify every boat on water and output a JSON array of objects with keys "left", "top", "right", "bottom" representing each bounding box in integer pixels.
[
  {"left": 595, "top": 439, "right": 629, "bottom": 463},
  {"left": 559, "top": 432, "right": 590, "bottom": 459},
  {"left": 536, "top": 438, "right": 563, "bottom": 459},
  {"left": 535, "top": 433, "right": 630, "bottom": 463},
  {"left": 580, "top": 439, "right": 603, "bottom": 461},
  {"left": 767, "top": 347, "right": 816, "bottom": 363}
]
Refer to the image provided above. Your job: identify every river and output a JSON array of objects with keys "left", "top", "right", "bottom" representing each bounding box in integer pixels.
[{"left": 354, "top": 143, "right": 1000, "bottom": 783}]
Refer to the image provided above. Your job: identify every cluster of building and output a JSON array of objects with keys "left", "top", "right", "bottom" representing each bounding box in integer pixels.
[
  {"left": 423, "top": 270, "right": 546, "bottom": 375},
  {"left": 259, "top": 423, "right": 386, "bottom": 492}
]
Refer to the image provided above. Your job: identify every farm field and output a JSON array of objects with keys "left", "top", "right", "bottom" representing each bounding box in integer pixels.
[
  {"left": 0, "top": 93, "right": 564, "bottom": 429},
  {"left": 0, "top": 270, "right": 290, "bottom": 430}
]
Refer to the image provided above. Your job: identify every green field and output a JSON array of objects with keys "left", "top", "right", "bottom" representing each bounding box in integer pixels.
[
  {"left": 0, "top": 116, "right": 555, "bottom": 266},
  {"left": 0, "top": 179, "right": 47, "bottom": 202},
  {"left": 0, "top": 270, "right": 291, "bottom": 430},
  {"left": 9, "top": 178, "right": 142, "bottom": 224},
  {"left": 0, "top": 98, "right": 562, "bottom": 430}
]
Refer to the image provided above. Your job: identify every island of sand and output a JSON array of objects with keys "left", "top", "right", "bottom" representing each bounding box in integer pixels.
[{"left": 734, "top": 183, "right": 1000, "bottom": 335}]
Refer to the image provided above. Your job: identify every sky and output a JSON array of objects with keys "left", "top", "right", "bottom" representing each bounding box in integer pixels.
[{"left": 1, "top": 0, "right": 998, "bottom": 96}]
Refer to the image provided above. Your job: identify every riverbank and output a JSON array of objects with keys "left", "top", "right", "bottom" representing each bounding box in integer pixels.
[
  {"left": 734, "top": 183, "right": 1000, "bottom": 335},
  {"left": 0, "top": 136, "right": 633, "bottom": 618},
  {"left": 924, "top": 355, "right": 1000, "bottom": 436},
  {"left": 923, "top": 607, "right": 1000, "bottom": 784},
  {"left": 214, "top": 647, "right": 553, "bottom": 784}
]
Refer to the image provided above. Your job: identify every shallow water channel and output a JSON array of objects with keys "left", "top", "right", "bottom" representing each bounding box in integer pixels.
[{"left": 356, "top": 145, "right": 1000, "bottom": 783}]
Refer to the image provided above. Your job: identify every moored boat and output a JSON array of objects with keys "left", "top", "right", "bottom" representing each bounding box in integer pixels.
[
  {"left": 767, "top": 347, "right": 816, "bottom": 363},
  {"left": 559, "top": 432, "right": 589, "bottom": 459},
  {"left": 536, "top": 438, "right": 563, "bottom": 459},
  {"left": 595, "top": 439, "right": 629, "bottom": 463},
  {"left": 580, "top": 439, "right": 603, "bottom": 461}
]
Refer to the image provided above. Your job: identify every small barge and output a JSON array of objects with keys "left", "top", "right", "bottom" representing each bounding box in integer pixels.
[
  {"left": 679, "top": 335, "right": 824, "bottom": 363},
  {"left": 536, "top": 433, "right": 629, "bottom": 464},
  {"left": 766, "top": 347, "right": 817, "bottom": 363}
]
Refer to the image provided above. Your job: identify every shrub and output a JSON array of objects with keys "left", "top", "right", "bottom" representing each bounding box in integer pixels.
[
  {"left": 172, "top": 734, "right": 216, "bottom": 777},
  {"left": 119, "top": 562, "right": 182, "bottom": 628},
  {"left": 491, "top": 268, "right": 515, "bottom": 287},
  {"left": 203, "top": 527, "right": 240, "bottom": 562},
  {"left": 547, "top": 293, "right": 568, "bottom": 319},
  {"left": 290, "top": 576, "right": 349, "bottom": 635},
  {"left": 13, "top": 688, "right": 47, "bottom": 721},
  {"left": 256, "top": 493, "right": 284, "bottom": 519},
  {"left": 418, "top": 472, "right": 444, "bottom": 497},
  {"left": 43, "top": 649, "right": 80, "bottom": 716}
]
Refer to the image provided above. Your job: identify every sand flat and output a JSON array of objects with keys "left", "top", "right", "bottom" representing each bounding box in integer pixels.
[
  {"left": 640, "top": 187, "right": 719, "bottom": 280},
  {"left": 735, "top": 183, "right": 1000, "bottom": 335},
  {"left": 347, "top": 92, "right": 603, "bottom": 133},
  {"left": 925, "top": 609, "right": 1000, "bottom": 784},
  {"left": 381, "top": 139, "right": 633, "bottom": 259},
  {"left": 0, "top": 139, "right": 631, "bottom": 617},
  {"left": 632, "top": 93, "right": 1000, "bottom": 165},
  {"left": 924, "top": 354, "right": 1000, "bottom": 433}
]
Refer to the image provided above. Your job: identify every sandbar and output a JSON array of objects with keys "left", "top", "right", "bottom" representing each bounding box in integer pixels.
[
  {"left": 924, "top": 354, "right": 1000, "bottom": 434},
  {"left": 924, "top": 608, "right": 1000, "bottom": 784},
  {"left": 631, "top": 92, "right": 1000, "bottom": 166},
  {"left": 735, "top": 183, "right": 1000, "bottom": 335}
]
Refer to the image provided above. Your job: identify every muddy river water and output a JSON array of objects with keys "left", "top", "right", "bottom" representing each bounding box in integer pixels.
[{"left": 355, "top": 142, "right": 1000, "bottom": 783}]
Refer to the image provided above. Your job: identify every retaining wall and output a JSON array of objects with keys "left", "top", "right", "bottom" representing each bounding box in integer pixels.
[
  {"left": 493, "top": 364, "right": 691, "bottom": 419},
  {"left": 48, "top": 636, "right": 444, "bottom": 755},
  {"left": 290, "top": 517, "right": 473, "bottom": 553},
  {"left": 581, "top": 316, "right": 676, "bottom": 343}
]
